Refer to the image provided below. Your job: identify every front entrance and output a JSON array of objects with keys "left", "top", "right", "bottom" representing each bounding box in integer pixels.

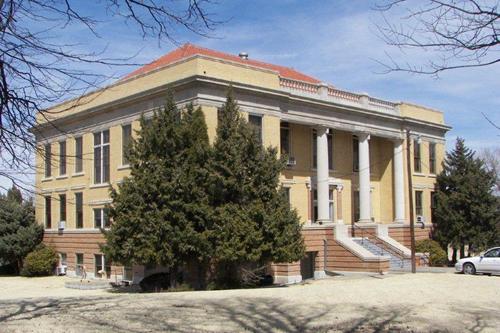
[{"left": 300, "top": 251, "right": 316, "bottom": 280}]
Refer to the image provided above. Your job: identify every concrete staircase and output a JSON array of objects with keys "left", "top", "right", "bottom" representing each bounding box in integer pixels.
[{"left": 352, "top": 237, "right": 411, "bottom": 270}]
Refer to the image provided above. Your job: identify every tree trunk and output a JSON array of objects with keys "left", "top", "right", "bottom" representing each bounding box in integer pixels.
[
  {"left": 460, "top": 244, "right": 465, "bottom": 259},
  {"left": 16, "top": 259, "right": 23, "bottom": 275},
  {"left": 170, "top": 264, "right": 178, "bottom": 289},
  {"left": 196, "top": 260, "right": 208, "bottom": 290},
  {"left": 451, "top": 247, "right": 457, "bottom": 264}
]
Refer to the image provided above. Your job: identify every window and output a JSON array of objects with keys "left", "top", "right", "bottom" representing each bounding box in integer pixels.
[
  {"left": 283, "top": 187, "right": 291, "bottom": 207},
  {"left": 59, "top": 194, "right": 66, "bottom": 222},
  {"left": 45, "top": 196, "right": 51, "bottom": 229},
  {"left": 94, "top": 208, "right": 110, "bottom": 229},
  {"left": 44, "top": 144, "right": 51, "bottom": 177},
  {"left": 310, "top": 188, "right": 338, "bottom": 222},
  {"left": 484, "top": 248, "right": 500, "bottom": 258},
  {"left": 429, "top": 142, "right": 436, "bottom": 174},
  {"left": 94, "top": 130, "right": 110, "bottom": 184},
  {"left": 353, "top": 136, "right": 359, "bottom": 172},
  {"left": 414, "top": 139, "right": 421, "bottom": 173},
  {"left": 122, "top": 124, "right": 132, "bottom": 165},
  {"left": 415, "top": 190, "right": 423, "bottom": 216},
  {"left": 94, "top": 254, "right": 111, "bottom": 279},
  {"left": 248, "top": 115, "right": 262, "bottom": 144},
  {"left": 75, "top": 192, "right": 83, "bottom": 229},
  {"left": 75, "top": 137, "right": 83, "bottom": 173},
  {"left": 76, "top": 253, "right": 84, "bottom": 277},
  {"left": 353, "top": 190, "right": 360, "bottom": 222},
  {"left": 312, "top": 129, "right": 333, "bottom": 169},
  {"left": 59, "top": 141, "right": 66, "bottom": 175},
  {"left": 280, "top": 122, "right": 290, "bottom": 156},
  {"left": 430, "top": 191, "right": 437, "bottom": 221}
]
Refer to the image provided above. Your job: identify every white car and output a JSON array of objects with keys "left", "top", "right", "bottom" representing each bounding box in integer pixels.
[{"left": 455, "top": 247, "right": 500, "bottom": 275}]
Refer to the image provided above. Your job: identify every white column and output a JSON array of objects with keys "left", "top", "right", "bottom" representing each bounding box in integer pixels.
[
  {"left": 393, "top": 139, "right": 406, "bottom": 223},
  {"left": 358, "top": 133, "right": 371, "bottom": 223},
  {"left": 316, "top": 126, "right": 330, "bottom": 223}
]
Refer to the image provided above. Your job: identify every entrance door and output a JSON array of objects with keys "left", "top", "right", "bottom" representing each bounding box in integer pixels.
[{"left": 300, "top": 252, "right": 316, "bottom": 280}]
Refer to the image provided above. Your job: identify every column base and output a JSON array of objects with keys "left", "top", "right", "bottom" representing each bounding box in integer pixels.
[
  {"left": 314, "top": 270, "right": 327, "bottom": 279},
  {"left": 336, "top": 219, "right": 344, "bottom": 225},
  {"left": 393, "top": 219, "right": 406, "bottom": 224},
  {"left": 357, "top": 218, "right": 372, "bottom": 224},
  {"left": 274, "top": 275, "right": 302, "bottom": 285}
]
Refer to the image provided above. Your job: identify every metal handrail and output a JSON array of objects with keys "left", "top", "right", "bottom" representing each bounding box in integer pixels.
[{"left": 352, "top": 224, "right": 410, "bottom": 268}]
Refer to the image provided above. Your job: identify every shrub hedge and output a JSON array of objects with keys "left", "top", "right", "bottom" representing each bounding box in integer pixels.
[
  {"left": 20, "top": 245, "right": 58, "bottom": 277},
  {"left": 416, "top": 239, "right": 448, "bottom": 267}
]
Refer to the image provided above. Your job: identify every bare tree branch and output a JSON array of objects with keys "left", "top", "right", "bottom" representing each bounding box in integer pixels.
[
  {"left": 0, "top": 0, "right": 221, "bottom": 194},
  {"left": 375, "top": 0, "right": 500, "bottom": 76}
]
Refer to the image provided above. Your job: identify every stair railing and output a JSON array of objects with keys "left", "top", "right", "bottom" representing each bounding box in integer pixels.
[{"left": 351, "top": 223, "right": 365, "bottom": 245}]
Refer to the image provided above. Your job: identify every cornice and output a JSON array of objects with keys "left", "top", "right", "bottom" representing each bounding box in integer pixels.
[{"left": 33, "top": 74, "right": 451, "bottom": 141}]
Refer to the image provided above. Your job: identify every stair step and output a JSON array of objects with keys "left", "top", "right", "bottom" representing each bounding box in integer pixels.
[{"left": 352, "top": 238, "right": 408, "bottom": 271}]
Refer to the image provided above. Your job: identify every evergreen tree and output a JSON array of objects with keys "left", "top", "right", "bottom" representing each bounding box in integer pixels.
[
  {"left": 210, "top": 89, "right": 304, "bottom": 284},
  {"left": 433, "top": 138, "right": 499, "bottom": 261},
  {"left": 0, "top": 186, "right": 43, "bottom": 273},
  {"left": 102, "top": 93, "right": 212, "bottom": 286}
]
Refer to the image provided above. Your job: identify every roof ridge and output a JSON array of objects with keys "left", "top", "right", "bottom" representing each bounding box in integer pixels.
[
  {"left": 186, "top": 43, "right": 301, "bottom": 73},
  {"left": 123, "top": 43, "right": 321, "bottom": 84}
]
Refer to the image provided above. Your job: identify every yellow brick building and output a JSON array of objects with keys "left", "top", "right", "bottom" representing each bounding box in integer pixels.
[{"left": 35, "top": 44, "right": 450, "bottom": 283}]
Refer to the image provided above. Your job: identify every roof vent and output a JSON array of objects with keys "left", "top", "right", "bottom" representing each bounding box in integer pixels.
[{"left": 238, "top": 52, "right": 249, "bottom": 60}]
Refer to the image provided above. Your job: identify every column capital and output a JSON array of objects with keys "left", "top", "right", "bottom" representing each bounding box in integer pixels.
[
  {"left": 391, "top": 137, "right": 404, "bottom": 145},
  {"left": 356, "top": 132, "right": 370, "bottom": 141},
  {"left": 314, "top": 125, "right": 329, "bottom": 135}
]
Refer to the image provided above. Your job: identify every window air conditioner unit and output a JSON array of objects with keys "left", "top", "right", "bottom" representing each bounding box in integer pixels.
[
  {"left": 416, "top": 215, "right": 426, "bottom": 223},
  {"left": 287, "top": 156, "right": 296, "bottom": 166},
  {"left": 58, "top": 220, "right": 65, "bottom": 230}
]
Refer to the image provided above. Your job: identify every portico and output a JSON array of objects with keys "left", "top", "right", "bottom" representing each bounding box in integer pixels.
[{"left": 307, "top": 124, "right": 407, "bottom": 226}]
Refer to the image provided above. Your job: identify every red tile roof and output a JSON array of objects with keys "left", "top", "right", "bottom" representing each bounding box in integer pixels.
[{"left": 123, "top": 43, "right": 321, "bottom": 84}]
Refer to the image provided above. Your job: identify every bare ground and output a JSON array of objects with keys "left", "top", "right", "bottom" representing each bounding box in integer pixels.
[{"left": 0, "top": 272, "right": 498, "bottom": 332}]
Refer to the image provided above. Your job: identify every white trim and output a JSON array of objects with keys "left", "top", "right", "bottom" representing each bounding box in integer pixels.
[
  {"left": 89, "top": 199, "right": 112, "bottom": 206},
  {"left": 44, "top": 228, "right": 102, "bottom": 234},
  {"left": 89, "top": 183, "right": 110, "bottom": 189},
  {"left": 117, "top": 164, "right": 130, "bottom": 171},
  {"left": 55, "top": 175, "right": 68, "bottom": 180},
  {"left": 72, "top": 172, "right": 85, "bottom": 178},
  {"left": 70, "top": 185, "right": 86, "bottom": 191}
]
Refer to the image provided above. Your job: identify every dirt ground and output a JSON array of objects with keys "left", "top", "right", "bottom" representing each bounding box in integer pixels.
[{"left": 0, "top": 272, "right": 498, "bottom": 333}]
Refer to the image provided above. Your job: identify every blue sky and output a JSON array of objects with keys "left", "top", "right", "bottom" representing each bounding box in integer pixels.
[
  {"left": 78, "top": 0, "right": 497, "bottom": 151},
  {"left": 2, "top": 0, "right": 499, "bottom": 192}
]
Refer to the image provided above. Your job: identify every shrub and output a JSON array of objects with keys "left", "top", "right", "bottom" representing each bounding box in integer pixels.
[
  {"left": 139, "top": 272, "right": 170, "bottom": 292},
  {"left": 416, "top": 239, "right": 448, "bottom": 267},
  {"left": 167, "top": 283, "right": 193, "bottom": 293},
  {"left": 20, "top": 245, "right": 58, "bottom": 277}
]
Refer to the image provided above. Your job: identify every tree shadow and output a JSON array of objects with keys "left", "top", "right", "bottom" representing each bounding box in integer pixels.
[{"left": 0, "top": 294, "right": 497, "bottom": 332}]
